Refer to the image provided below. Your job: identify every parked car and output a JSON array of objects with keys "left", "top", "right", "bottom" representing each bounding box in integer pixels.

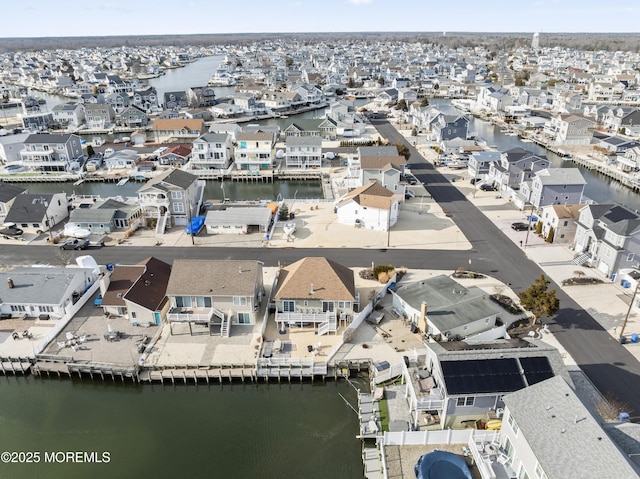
[
  {"left": 94, "top": 294, "right": 103, "bottom": 307},
  {"left": 511, "top": 222, "right": 530, "bottom": 231},
  {"left": 0, "top": 225, "right": 23, "bottom": 236},
  {"left": 404, "top": 174, "right": 418, "bottom": 185},
  {"left": 59, "top": 238, "right": 90, "bottom": 250},
  {"left": 480, "top": 184, "right": 497, "bottom": 191}
]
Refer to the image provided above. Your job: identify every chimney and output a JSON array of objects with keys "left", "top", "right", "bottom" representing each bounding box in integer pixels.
[
  {"left": 418, "top": 301, "right": 428, "bottom": 334},
  {"left": 309, "top": 283, "right": 315, "bottom": 295},
  {"left": 7, "top": 278, "right": 14, "bottom": 289}
]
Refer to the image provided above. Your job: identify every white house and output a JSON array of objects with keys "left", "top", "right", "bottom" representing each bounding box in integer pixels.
[
  {"left": 285, "top": 135, "right": 322, "bottom": 169},
  {"left": 191, "top": 133, "right": 233, "bottom": 171},
  {"left": 335, "top": 182, "right": 399, "bottom": 231}
]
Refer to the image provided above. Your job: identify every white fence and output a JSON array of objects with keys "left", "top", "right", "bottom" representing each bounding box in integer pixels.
[
  {"left": 383, "top": 428, "right": 474, "bottom": 446},
  {"left": 372, "top": 362, "right": 404, "bottom": 386}
]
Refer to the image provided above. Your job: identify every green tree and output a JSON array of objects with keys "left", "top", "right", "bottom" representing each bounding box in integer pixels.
[
  {"left": 278, "top": 203, "right": 289, "bottom": 221},
  {"left": 420, "top": 97, "right": 429, "bottom": 107},
  {"left": 347, "top": 78, "right": 356, "bottom": 89},
  {"left": 86, "top": 145, "right": 95, "bottom": 158},
  {"left": 377, "top": 76, "right": 385, "bottom": 86},
  {"left": 535, "top": 220, "right": 542, "bottom": 235},
  {"left": 546, "top": 226, "right": 555, "bottom": 243},
  {"left": 396, "top": 142, "right": 411, "bottom": 160},
  {"left": 411, "top": 127, "right": 418, "bottom": 136},
  {"left": 396, "top": 99, "right": 408, "bottom": 111},
  {"left": 518, "top": 275, "right": 560, "bottom": 324}
]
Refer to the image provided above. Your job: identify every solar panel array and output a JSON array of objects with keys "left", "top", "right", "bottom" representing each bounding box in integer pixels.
[{"left": 441, "top": 356, "right": 555, "bottom": 395}]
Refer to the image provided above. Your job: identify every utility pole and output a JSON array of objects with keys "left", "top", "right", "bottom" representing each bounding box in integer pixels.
[
  {"left": 620, "top": 282, "right": 640, "bottom": 342},
  {"left": 524, "top": 203, "right": 536, "bottom": 248}
]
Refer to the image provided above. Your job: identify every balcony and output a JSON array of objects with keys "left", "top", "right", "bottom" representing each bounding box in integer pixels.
[
  {"left": 468, "top": 433, "right": 517, "bottom": 479},
  {"left": 167, "top": 307, "right": 214, "bottom": 322},
  {"left": 139, "top": 195, "right": 170, "bottom": 208},
  {"left": 275, "top": 310, "right": 336, "bottom": 325}
]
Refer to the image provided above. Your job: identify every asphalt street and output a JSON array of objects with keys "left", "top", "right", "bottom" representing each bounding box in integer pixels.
[{"left": 1, "top": 119, "right": 638, "bottom": 414}]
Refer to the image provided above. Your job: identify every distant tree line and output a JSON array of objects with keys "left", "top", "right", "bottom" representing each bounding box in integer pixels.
[{"left": 2, "top": 32, "right": 640, "bottom": 54}]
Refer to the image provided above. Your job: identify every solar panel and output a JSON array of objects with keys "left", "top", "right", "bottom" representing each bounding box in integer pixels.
[
  {"left": 441, "top": 358, "right": 526, "bottom": 395},
  {"left": 520, "top": 356, "right": 555, "bottom": 386}
]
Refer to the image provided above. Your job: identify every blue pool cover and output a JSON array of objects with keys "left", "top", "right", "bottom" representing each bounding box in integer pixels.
[{"left": 414, "top": 450, "right": 473, "bottom": 479}]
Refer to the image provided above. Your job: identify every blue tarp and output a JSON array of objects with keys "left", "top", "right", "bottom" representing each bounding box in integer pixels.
[{"left": 414, "top": 450, "right": 472, "bottom": 479}]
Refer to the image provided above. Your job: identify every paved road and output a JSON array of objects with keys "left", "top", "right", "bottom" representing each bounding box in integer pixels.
[
  {"left": 2, "top": 120, "right": 639, "bottom": 413},
  {"left": 373, "top": 118, "right": 640, "bottom": 415}
]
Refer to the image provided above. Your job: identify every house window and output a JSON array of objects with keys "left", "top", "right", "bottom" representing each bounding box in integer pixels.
[
  {"left": 194, "top": 297, "right": 212, "bottom": 308},
  {"left": 11, "top": 305, "right": 26, "bottom": 312},
  {"left": 175, "top": 296, "right": 192, "bottom": 308},
  {"left": 338, "top": 301, "right": 351, "bottom": 309},
  {"left": 237, "top": 312, "right": 251, "bottom": 324},
  {"left": 628, "top": 253, "right": 635, "bottom": 262},
  {"left": 563, "top": 221, "right": 568, "bottom": 226},
  {"left": 38, "top": 306, "right": 54, "bottom": 312},
  {"left": 507, "top": 413, "right": 519, "bottom": 435},
  {"left": 456, "top": 396, "right": 474, "bottom": 406},
  {"left": 282, "top": 300, "right": 295, "bottom": 312},
  {"left": 131, "top": 311, "right": 137, "bottom": 319},
  {"left": 303, "top": 300, "right": 309, "bottom": 307},
  {"left": 233, "top": 296, "right": 248, "bottom": 306},
  {"left": 322, "top": 301, "right": 335, "bottom": 312},
  {"left": 173, "top": 202, "right": 184, "bottom": 213},
  {"left": 534, "top": 462, "right": 547, "bottom": 479},
  {"left": 171, "top": 191, "right": 183, "bottom": 200}
]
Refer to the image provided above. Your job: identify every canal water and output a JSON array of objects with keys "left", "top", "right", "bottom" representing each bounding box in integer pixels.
[{"left": 0, "top": 376, "right": 363, "bottom": 479}]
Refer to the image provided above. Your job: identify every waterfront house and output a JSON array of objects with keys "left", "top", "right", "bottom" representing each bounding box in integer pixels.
[
  {"left": 208, "top": 123, "right": 242, "bottom": 142},
  {"left": 0, "top": 266, "right": 99, "bottom": 320},
  {"left": 499, "top": 376, "right": 640, "bottom": 479},
  {"left": 618, "top": 146, "right": 640, "bottom": 173},
  {"left": 204, "top": 206, "right": 272, "bottom": 235},
  {"left": 4, "top": 193, "right": 68, "bottom": 235},
  {"left": 163, "top": 91, "right": 189, "bottom": 110},
  {"left": 151, "top": 118, "right": 206, "bottom": 144},
  {"left": 390, "top": 275, "right": 505, "bottom": 341},
  {"left": 262, "top": 90, "right": 290, "bottom": 111},
  {"left": 105, "top": 92, "right": 130, "bottom": 115},
  {"left": 285, "top": 135, "right": 322, "bottom": 169},
  {"left": 527, "top": 168, "right": 586, "bottom": 209},
  {"left": 191, "top": 133, "right": 234, "bottom": 171},
  {"left": 137, "top": 168, "right": 201, "bottom": 229},
  {"left": 21, "top": 112, "right": 54, "bottom": 132},
  {"left": 99, "top": 257, "right": 171, "bottom": 326},
  {"left": 283, "top": 118, "right": 337, "bottom": 140},
  {"left": 359, "top": 153, "right": 407, "bottom": 195},
  {"left": 211, "top": 102, "right": 245, "bottom": 118},
  {"left": 51, "top": 102, "right": 84, "bottom": 129},
  {"left": 467, "top": 150, "right": 501, "bottom": 182},
  {"left": 488, "top": 148, "right": 550, "bottom": 195},
  {"left": 273, "top": 257, "right": 357, "bottom": 336},
  {"left": 602, "top": 107, "right": 640, "bottom": 137},
  {"left": 539, "top": 204, "right": 582, "bottom": 244},
  {"left": 157, "top": 144, "right": 192, "bottom": 166},
  {"left": 428, "top": 108, "right": 470, "bottom": 142},
  {"left": 544, "top": 113, "right": 594, "bottom": 145},
  {"left": 104, "top": 149, "right": 139, "bottom": 170},
  {"left": 234, "top": 131, "right": 276, "bottom": 173},
  {"left": 83, "top": 103, "right": 116, "bottom": 130},
  {"left": 188, "top": 86, "right": 216, "bottom": 108},
  {"left": 401, "top": 339, "right": 567, "bottom": 430},
  {"left": 68, "top": 198, "right": 143, "bottom": 234},
  {"left": 573, "top": 204, "right": 640, "bottom": 277},
  {"left": 0, "top": 182, "right": 26, "bottom": 224},
  {"left": 0, "top": 132, "right": 30, "bottom": 164},
  {"left": 19, "top": 133, "right": 83, "bottom": 172},
  {"left": 374, "top": 88, "right": 398, "bottom": 107},
  {"left": 335, "top": 181, "right": 399, "bottom": 231},
  {"left": 165, "top": 259, "right": 264, "bottom": 336},
  {"left": 133, "top": 86, "right": 159, "bottom": 113},
  {"left": 118, "top": 105, "right": 149, "bottom": 128},
  {"left": 294, "top": 84, "right": 324, "bottom": 104}
]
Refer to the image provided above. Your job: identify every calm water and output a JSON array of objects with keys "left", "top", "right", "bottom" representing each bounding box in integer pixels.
[
  {"left": 22, "top": 179, "right": 323, "bottom": 202},
  {"left": 0, "top": 376, "right": 363, "bottom": 479}
]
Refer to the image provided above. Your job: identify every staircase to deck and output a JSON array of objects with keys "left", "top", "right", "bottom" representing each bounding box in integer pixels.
[
  {"left": 156, "top": 211, "right": 169, "bottom": 235},
  {"left": 318, "top": 316, "right": 337, "bottom": 336},
  {"left": 572, "top": 253, "right": 590, "bottom": 265},
  {"left": 219, "top": 309, "right": 230, "bottom": 338}
]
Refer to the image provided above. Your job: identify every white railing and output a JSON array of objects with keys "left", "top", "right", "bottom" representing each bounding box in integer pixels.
[
  {"left": 276, "top": 311, "right": 335, "bottom": 324},
  {"left": 155, "top": 210, "right": 169, "bottom": 235},
  {"left": 256, "top": 357, "right": 315, "bottom": 368},
  {"left": 383, "top": 428, "right": 476, "bottom": 446},
  {"left": 372, "top": 362, "right": 404, "bottom": 386},
  {"left": 220, "top": 315, "right": 230, "bottom": 338},
  {"left": 167, "top": 309, "right": 213, "bottom": 322},
  {"left": 211, "top": 307, "right": 224, "bottom": 321},
  {"left": 416, "top": 397, "right": 445, "bottom": 410}
]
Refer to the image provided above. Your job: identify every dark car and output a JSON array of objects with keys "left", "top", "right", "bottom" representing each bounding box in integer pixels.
[
  {"left": 511, "top": 222, "right": 530, "bottom": 231},
  {"left": 480, "top": 184, "right": 497, "bottom": 191},
  {"left": 59, "top": 238, "right": 90, "bottom": 250},
  {"left": 0, "top": 225, "right": 23, "bottom": 236}
]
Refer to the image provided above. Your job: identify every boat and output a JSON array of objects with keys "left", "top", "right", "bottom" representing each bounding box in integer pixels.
[
  {"left": 186, "top": 215, "right": 205, "bottom": 235},
  {"left": 63, "top": 222, "right": 91, "bottom": 239},
  {"left": 283, "top": 223, "right": 296, "bottom": 235}
]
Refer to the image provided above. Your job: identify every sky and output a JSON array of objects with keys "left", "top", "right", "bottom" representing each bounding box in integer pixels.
[{"left": 1, "top": 0, "right": 637, "bottom": 38}]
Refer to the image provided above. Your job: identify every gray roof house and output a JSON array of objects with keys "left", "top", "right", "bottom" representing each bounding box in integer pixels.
[
  {"left": 204, "top": 206, "right": 272, "bottom": 234},
  {"left": 19, "top": 133, "right": 83, "bottom": 172},
  {"left": 0, "top": 266, "right": 99, "bottom": 320},
  {"left": 401, "top": 338, "right": 568, "bottom": 431},
  {"left": 285, "top": 135, "right": 322, "bottom": 168},
  {"left": 573, "top": 204, "right": 640, "bottom": 278},
  {"left": 68, "top": 198, "right": 143, "bottom": 234},
  {"left": 391, "top": 275, "right": 505, "bottom": 341},
  {"left": 500, "top": 376, "right": 640, "bottom": 479},
  {"left": 5, "top": 193, "right": 69, "bottom": 235},
  {"left": 0, "top": 182, "right": 26, "bottom": 223},
  {"left": 526, "top": 167, "right": 586, "bottom": 209}
]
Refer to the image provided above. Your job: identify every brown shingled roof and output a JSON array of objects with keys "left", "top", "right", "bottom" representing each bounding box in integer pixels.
[
  {"left": 124, "top": 257, "right": 171, "bottom": 311},
  {"left": 152, "top": 118, "right": 204, "bottom": 131},
  {"left": 166, "top": 260, "right": 261, "bottom": 296},
  {"left": 337, "top": 182, "right": 395, "bottom": 210},
  {"left": 103, "top": 265, "right": 146, "bottom": 307},
  {"left": 360, "top": 155, "right": 407, "bottom": 170},
  {"left": 274, "top": 257, "right": 355, "bottom": 301}
]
